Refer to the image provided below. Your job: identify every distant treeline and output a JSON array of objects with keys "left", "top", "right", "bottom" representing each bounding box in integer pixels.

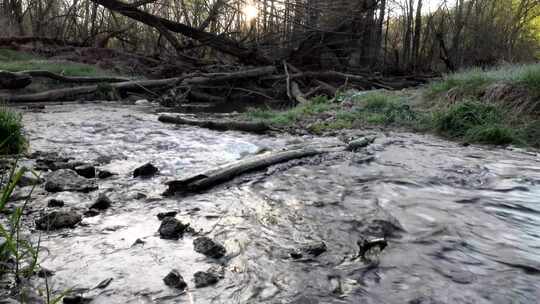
[{"left": 1, "top": 0, "right": 539, "bottom": 73}]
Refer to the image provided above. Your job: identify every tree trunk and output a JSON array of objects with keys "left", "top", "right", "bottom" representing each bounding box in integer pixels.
[{"left": 88, "top": 0, "right": 271, "bottom": 65}]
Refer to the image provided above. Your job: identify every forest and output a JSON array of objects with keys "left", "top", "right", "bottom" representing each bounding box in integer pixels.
[{"left": 0, "top": 0, "right": 540, "bottom": 303}]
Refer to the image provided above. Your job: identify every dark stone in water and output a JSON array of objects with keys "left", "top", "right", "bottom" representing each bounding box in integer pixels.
[
  {"left": 158, "top": 217, "right": 189, "bottom": 239},
  {"left": 18, "top": 171, "right": 42, "bottom": 187},
  {"left": 193, "top": 237, "right": 226, "bottom": 258},
  {"left": 45, "top": 169, "right": 98, "bottom": 193},
  {"left": 157, "top": 211, "right": 178, "bottom": 220},
  {"left": 290, "top": 241, "right": 327, "bottom": 259},
  {"left": 133, "top": 163, "right": 158, "bottom": 178},
  {"left": 194, "top": 271, "right": 219, "bottom": 288},
  {"left": 84, "top": 209, "right": 100, "bottom": 217},
  {"left": 36, "top": 211, "right": 82, "bottom": 230},
  {"left": 90, "top": 193, "right": 112, "bottom": 210},
  {"left": 97, "top": 170, "right": 114, "bottom": 179},
  {"left": 47, "top": 199, "right": 65, "bottom": 208},
  {"left": 37, "top": 267, "right": 54, "bottom": 278},
  {"left": 132, "top": 238, "right": 145, "bottom": 246},
  {"left": 74, "top": 165, "right": 96, "bottom": 178},
  {"left": 62, "top": 295, "right": 93, "bottom": 304},
  {"left": 346, "top": 137, "right": 376, "bottom": 151},
  {"left": 163, "top": 270, "right": 187, "bottom": 290},
  {"left": 357, "top": 238, "right": 388, "bottom": 259}
]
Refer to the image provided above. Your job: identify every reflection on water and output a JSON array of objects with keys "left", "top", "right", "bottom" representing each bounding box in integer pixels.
[{"left": 17, "top": 103, "right": 540, "bottom": 303}]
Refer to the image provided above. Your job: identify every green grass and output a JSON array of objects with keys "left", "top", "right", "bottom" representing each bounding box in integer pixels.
[
  {"left": 0, "top": 48, "right": 112, "bottom": 77},
  {"left": 432, "top": 101, "right": 504, "bottom": 138},
  {"left": 247, "top": 90, "right": 539, "bottom": 147},
  {"left": 427, "top": 63, "right": 540, "bottom": 98},
  {"left": 0, "top": 107, "right": 26, "bottom": 155},
  {"left": 247, "top": 92, "right": 421, "bottom": 134}
]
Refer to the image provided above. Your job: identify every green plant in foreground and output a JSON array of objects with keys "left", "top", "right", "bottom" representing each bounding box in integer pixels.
[{"left": 0, "top": 108, "right": 26, "bottom": 155}]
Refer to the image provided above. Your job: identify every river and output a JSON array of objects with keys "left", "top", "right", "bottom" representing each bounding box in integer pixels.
[{"left": 14, "top": 102, "right": 540, "bottom": 303}]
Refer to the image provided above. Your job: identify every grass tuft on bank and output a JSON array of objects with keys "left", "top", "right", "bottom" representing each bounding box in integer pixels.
[
  {"left": 0, "top": 107, "right": 26, "bottom": 154},
  {"left": 427, "top": 63, "right": 540, "bottom": 98},
  {"left": 0, "top": 48, "right": 112, "bottom": 77}
]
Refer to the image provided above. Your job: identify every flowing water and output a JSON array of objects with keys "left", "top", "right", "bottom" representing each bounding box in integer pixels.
[{"left": 13, "top": 102, "right": 540, "bottom": 303}]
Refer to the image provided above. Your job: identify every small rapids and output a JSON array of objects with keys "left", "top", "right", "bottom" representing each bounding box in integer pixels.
[{"left": 10, "top": 102, "right": 540, "bottom": 303}]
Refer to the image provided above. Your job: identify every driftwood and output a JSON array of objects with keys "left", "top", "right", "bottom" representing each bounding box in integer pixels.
[
  {"left": 19, "top": 70, "right": 130, "bottom": 83},
  {"left": 164, "top": 146, "right": 335, "bottom": 195},
  {"left": 0, "top": 71, "right": 32, "bottom": 89},
  {"left": 1, "top": 66, "right": 276, "bottom": 102},
  {"left": 158, "top": 114, "right": 269, "bottom": 133},
  {"left": 0, "top": 77, "right": 183, "bottom": 102}
]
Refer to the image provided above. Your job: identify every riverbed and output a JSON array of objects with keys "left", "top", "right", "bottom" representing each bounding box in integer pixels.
[{"left": 11, "top": 102, "right": 540, "bottom": 303}]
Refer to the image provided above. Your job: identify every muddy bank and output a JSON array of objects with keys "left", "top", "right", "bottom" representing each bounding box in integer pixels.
[{"left": 2, "top": 102, "right": 540, "bottom": 303}]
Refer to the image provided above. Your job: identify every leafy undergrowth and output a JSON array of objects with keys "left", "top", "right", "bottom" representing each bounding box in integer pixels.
[
  {"left": 0, "top": 107, "right": 26, "bottom": 154},
  {"left": 0, "top": 48, "right": 113, "bottom": 77}
]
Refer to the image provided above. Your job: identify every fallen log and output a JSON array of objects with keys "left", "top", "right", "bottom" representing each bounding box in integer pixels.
[
  {"left": 19, "top": 70, "right": 130, "bottom": 83},
  {"left": 164, "top": 146, "right": 335, "bottom": 195},
  {"left": 0, "top": 77, "right": 183, "bottom": 102},
  {"left": 1, "top": 66, "right": 276, "bottom": 102},
  {"left": 158, "top": 114, "right": 269, "bottom": 133},
  {"left": 0, "top": 71, "right": 32, "bottom": 89}
]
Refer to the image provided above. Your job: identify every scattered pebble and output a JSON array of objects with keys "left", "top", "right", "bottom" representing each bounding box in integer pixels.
[
  {"left": 74, "top": 165, "right": 96, "bottom": 178},
  {"left": 158, "top": 217, "right": 189, "bottom": 239},
  {"left": 35, "top": 211, "right": 82, "bottom": 230},
  {"left": 47, "top": 199, "right": 65, "bottom": 208},
  {"left": 193, "top": 236, "right": 226, "bottom": 258},
  {"left": 90, "top": 193, "right": 113, "bottom": 210},
  {"left": 133, "top": 163, "right": 158, "bottom": 178},
  {"left": 163, "top": 270, "right": 187, "bottom": 290}
]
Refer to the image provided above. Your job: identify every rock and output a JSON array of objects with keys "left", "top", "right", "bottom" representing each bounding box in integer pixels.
[
  {"left": 193, "top": 236, "right": 226, "bottom": 258},
  {"left": 157, "top": 211, "right": 178, "bottom": 220},
  {"left": 83, "top": 209, "right": 100, "bottom": 217},
  {"left": 37, "top": 267, "right": 54, "bottom": 278},
  {"left": 135, "top": 99, "right": 150, "bottom": 105},
  {"left": 97, "top": 170, "right": 114, "bottom": 179},
  {"left": 0, "top": 71, "right": 32, "bottom": 89},
  {"left": 290, "top": 241, "right": 327, "bottom": 259},
  {"left": 62, "top": 295, "right": 93, "bottom": 304},
  {"left": 90, "top": 193, "right": 112, "bottom": 210},
  {"left": 45, "top": 169, "right": 98, "bottom": 193},
  {"left": 47, "top": 199, "right": 65, "bottom": 207},
  {"left": 96, "top": 155, "right": 113, "bottom": 164},
  {"left": 357, "top": 238, "right": 387, "bottom": 260},
  {"left": 133, "top": 163, "right": 158, "bottom": 178},
  {"left": 163, "top": 270, "right": 187, "bottom": 290},
  {"left": 346, "top": 137, "right": 376, "bottom": 151},
  {"left": 158, "top": 217, "right": 189, "bottom": 239},
  {"left": 132, "top": 238, "right": 145, "bottom": 246},
  {"left": 194, "top": 271, "right": 219, "bottom": 288},
  {"left": 35, "top": 211, "right": 82, "bottom": 230},
  {"left": 74, "top": 165, "right": 96, "bottom": 178},
  {"left": 18, "top": 171, "right": 42, "bottom": 187}
]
